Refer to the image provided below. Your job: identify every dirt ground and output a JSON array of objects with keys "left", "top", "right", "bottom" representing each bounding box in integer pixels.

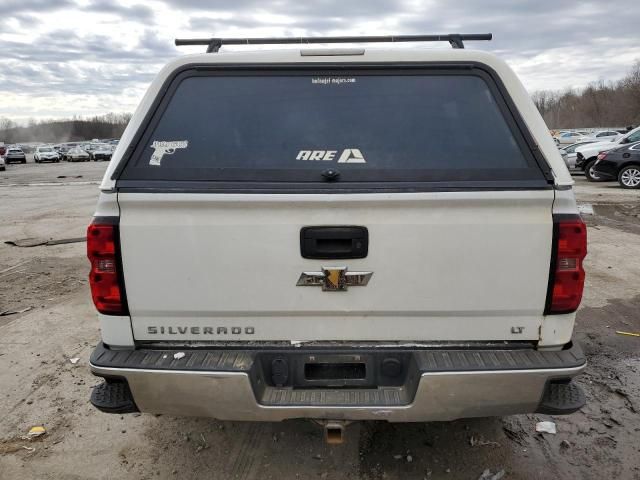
[{"left": 1, "top": 159, "right": 639, "bottom": 479}]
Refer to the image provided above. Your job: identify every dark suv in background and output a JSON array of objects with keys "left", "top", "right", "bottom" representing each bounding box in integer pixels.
[
  {"left": 4, "top": 147, "right": 27, "bottom": 164},
  {"left": 593, "top": 142, "right": 640, "bottom": 189}
]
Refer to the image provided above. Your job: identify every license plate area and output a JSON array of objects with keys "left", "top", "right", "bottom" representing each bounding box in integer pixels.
[
  {"left": 305, "top": 362, "right": 366, "bottom": 381},
  {"left": 301, "top": 355, "right": 370, "bottom": 387},
  {"left": 256, "top": 351, "right": 410, "bottom": 389}
]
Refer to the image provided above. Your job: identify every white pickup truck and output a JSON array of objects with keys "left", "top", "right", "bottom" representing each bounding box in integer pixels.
[{"left": 87, "top": 35, "right": 587, "bottom": 441}]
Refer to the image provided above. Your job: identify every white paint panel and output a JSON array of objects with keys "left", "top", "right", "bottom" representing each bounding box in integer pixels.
[
  {"left": 118, "top": 191, "right": 554, "bottom": 341},
  {"left": 94, "top": 191, "right": 119, "bottom": 217},
  {"left": 99, "top": 313, "right": 134, "bottom": 347},
  {"left": 131, "top": 315, "right": 544, "bottom": 342},
  {"left": 539, "top": 313, "right": 576, "bottom": 348}
]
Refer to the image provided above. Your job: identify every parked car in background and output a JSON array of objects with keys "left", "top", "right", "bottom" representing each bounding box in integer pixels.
[
  {"left": 592, "top": 142, "right": 640, "bottom": 189},
  {"left": 88, "top": 144, "right": 113, "bottom": 161},
  {"left": 554, "top": 131, "right": 592, "bottom": 145},
  {"left": 57, "top": 146, "right": 70, "bottom": 160},
  {"left": 0, "top": 155, "right": 5, "bottom": 171},
  {"left": 4, "top": 147, "right": 27, "bottom": 164},
  {"left": 576, "top": 126, "right": 640, "bottom": 181},
  {"left": 55, "top": 144, "right": 78, "bottom": 161},
  {"left": 55, "top": 145, "right": 70, "bottom": 160},
  {"left": 81, "top": 143, "right": 98, "bottom": 153},
  {"left": 559, "top": 141, "right": 598, "bottom": 170},
  {"left": 34, "top": 146, "right": 61, "bottom": 163},
  {"left": 65, "top": 147, "right": 90, "bottom": 162},
  {"left": 0, "top": 143, "right": 6, "bottom": 157},
  {"left": 591, "top": 130, "right": 621, "bottom": 141}
]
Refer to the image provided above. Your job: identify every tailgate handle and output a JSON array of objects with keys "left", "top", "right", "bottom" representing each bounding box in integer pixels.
[{"left": 300, "top": 226, "right": 368, "bottom": 259}]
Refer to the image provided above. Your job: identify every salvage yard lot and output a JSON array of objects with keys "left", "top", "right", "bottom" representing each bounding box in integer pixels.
[{"left": 1, "top": 161, "right": 639, "bottom": 479}]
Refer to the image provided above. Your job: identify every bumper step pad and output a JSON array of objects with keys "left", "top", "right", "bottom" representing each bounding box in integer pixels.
[
  {"left": 261, "top": 386, "right": 410, "bottom": 406},
  {"left": 90, "top": 342, "right": 585, "bottom": 372},
  {"left": 536, "top": 381, "right": 586, "bottom": 415},
  {"left": 90, "top": 380, "right": 139, "bottom": 414}
]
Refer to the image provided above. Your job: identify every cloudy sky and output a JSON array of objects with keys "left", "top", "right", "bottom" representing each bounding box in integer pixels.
[{"left": 1, "top": 0, "right": 639, "bottom": 122}]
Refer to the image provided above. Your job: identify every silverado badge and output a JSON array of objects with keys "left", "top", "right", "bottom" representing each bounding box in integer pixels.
[{"left": 296, "top": 267, "right": 373, "bottom": 291}]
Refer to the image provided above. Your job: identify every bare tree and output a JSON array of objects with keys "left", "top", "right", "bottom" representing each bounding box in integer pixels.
[
  {"left": 0, "top": 113, "right": 132, "bottom": 143},
  {"left": 533, "top": 61, "right": 640, "bottom": 129}
]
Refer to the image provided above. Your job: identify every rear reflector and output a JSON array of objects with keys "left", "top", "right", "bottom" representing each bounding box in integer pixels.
[
  {"left": 546, "top": 216, "right": 587, "bottom": 314},
  {"left": 87, "top": 219, "right": 128, "bottom": 315}
]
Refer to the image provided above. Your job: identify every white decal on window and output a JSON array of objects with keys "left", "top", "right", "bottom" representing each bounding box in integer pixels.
[
  {"left": 149, "top": 140, "right": 188, "bottom": 166},
  {"left": 296, "top": 148, "right": 365, "bottom": 163},
  {"left": 337, "top": 148, "right": 366, "bottom": 163},
  {"left": 296, "top": 150, "right": 337, "bottom": 161},
  {"left": 311, "top": 77, "right": 356, "bottom": 85}
]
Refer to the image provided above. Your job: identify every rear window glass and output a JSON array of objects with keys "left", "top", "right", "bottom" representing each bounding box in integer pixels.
[{"left": 120, "top": 70, "right": 547, "bottom": 186}]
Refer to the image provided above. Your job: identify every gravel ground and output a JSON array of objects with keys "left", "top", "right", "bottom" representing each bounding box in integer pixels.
[{"left": 0, "top": 160, "right": 639, "bottom": 479}]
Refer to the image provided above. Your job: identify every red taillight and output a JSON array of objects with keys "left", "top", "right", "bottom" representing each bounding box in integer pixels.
[
  {"left": 87, "top": 220, "right": 128, "bottom": 315},
  {"left": 546, "top": 217, "right": 587, "bottom": 314}
]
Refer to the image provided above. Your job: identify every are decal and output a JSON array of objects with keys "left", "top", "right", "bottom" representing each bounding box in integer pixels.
[{"left": 296, "top": 148, "right": 366, "bottom": 163}]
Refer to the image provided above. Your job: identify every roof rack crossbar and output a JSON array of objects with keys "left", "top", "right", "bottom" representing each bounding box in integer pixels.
[{"left": 175, "top": 33, "right": 493, "bottom": 52}]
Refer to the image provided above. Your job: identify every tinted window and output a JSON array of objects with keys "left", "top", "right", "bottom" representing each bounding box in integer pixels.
[
  {"left": 120, "top": 70, "right": 547, "bottom": 186},
  {"left": 627, "top": 130, "right": 640, "bottom": 143}
]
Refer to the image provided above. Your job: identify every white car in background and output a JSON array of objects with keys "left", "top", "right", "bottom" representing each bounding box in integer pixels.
[
  {"left": 559, "top": 141, "right": 598, "bottom": 170},
  {"left": 591, "top": 130, "right": 621, "bottom": 142},
  {"left": 65, "top": 147, "right": 90, "bottom": 162},
  {"left": 34, "top": 146, "right": 61, "bottom": 163},
  {"left": 554, "top": 131, "right": 592, "bottom": 145},
  {"left": 0, "top": 155, "right": 5, "bottom": 171}
]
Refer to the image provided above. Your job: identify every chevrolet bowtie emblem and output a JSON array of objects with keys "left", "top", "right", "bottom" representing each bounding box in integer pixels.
[{"left": 296, "top": 267, "right": 373, "bottom": 291}]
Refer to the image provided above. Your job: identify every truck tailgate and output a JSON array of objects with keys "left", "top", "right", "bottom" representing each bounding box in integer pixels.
[{"left": 119, "top": 190, "right": 553, "bottom": 341}]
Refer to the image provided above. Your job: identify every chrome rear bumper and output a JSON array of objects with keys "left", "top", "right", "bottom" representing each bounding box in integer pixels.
[{"left": 90, "top": 342, "right": 586, "bottom": 422}]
